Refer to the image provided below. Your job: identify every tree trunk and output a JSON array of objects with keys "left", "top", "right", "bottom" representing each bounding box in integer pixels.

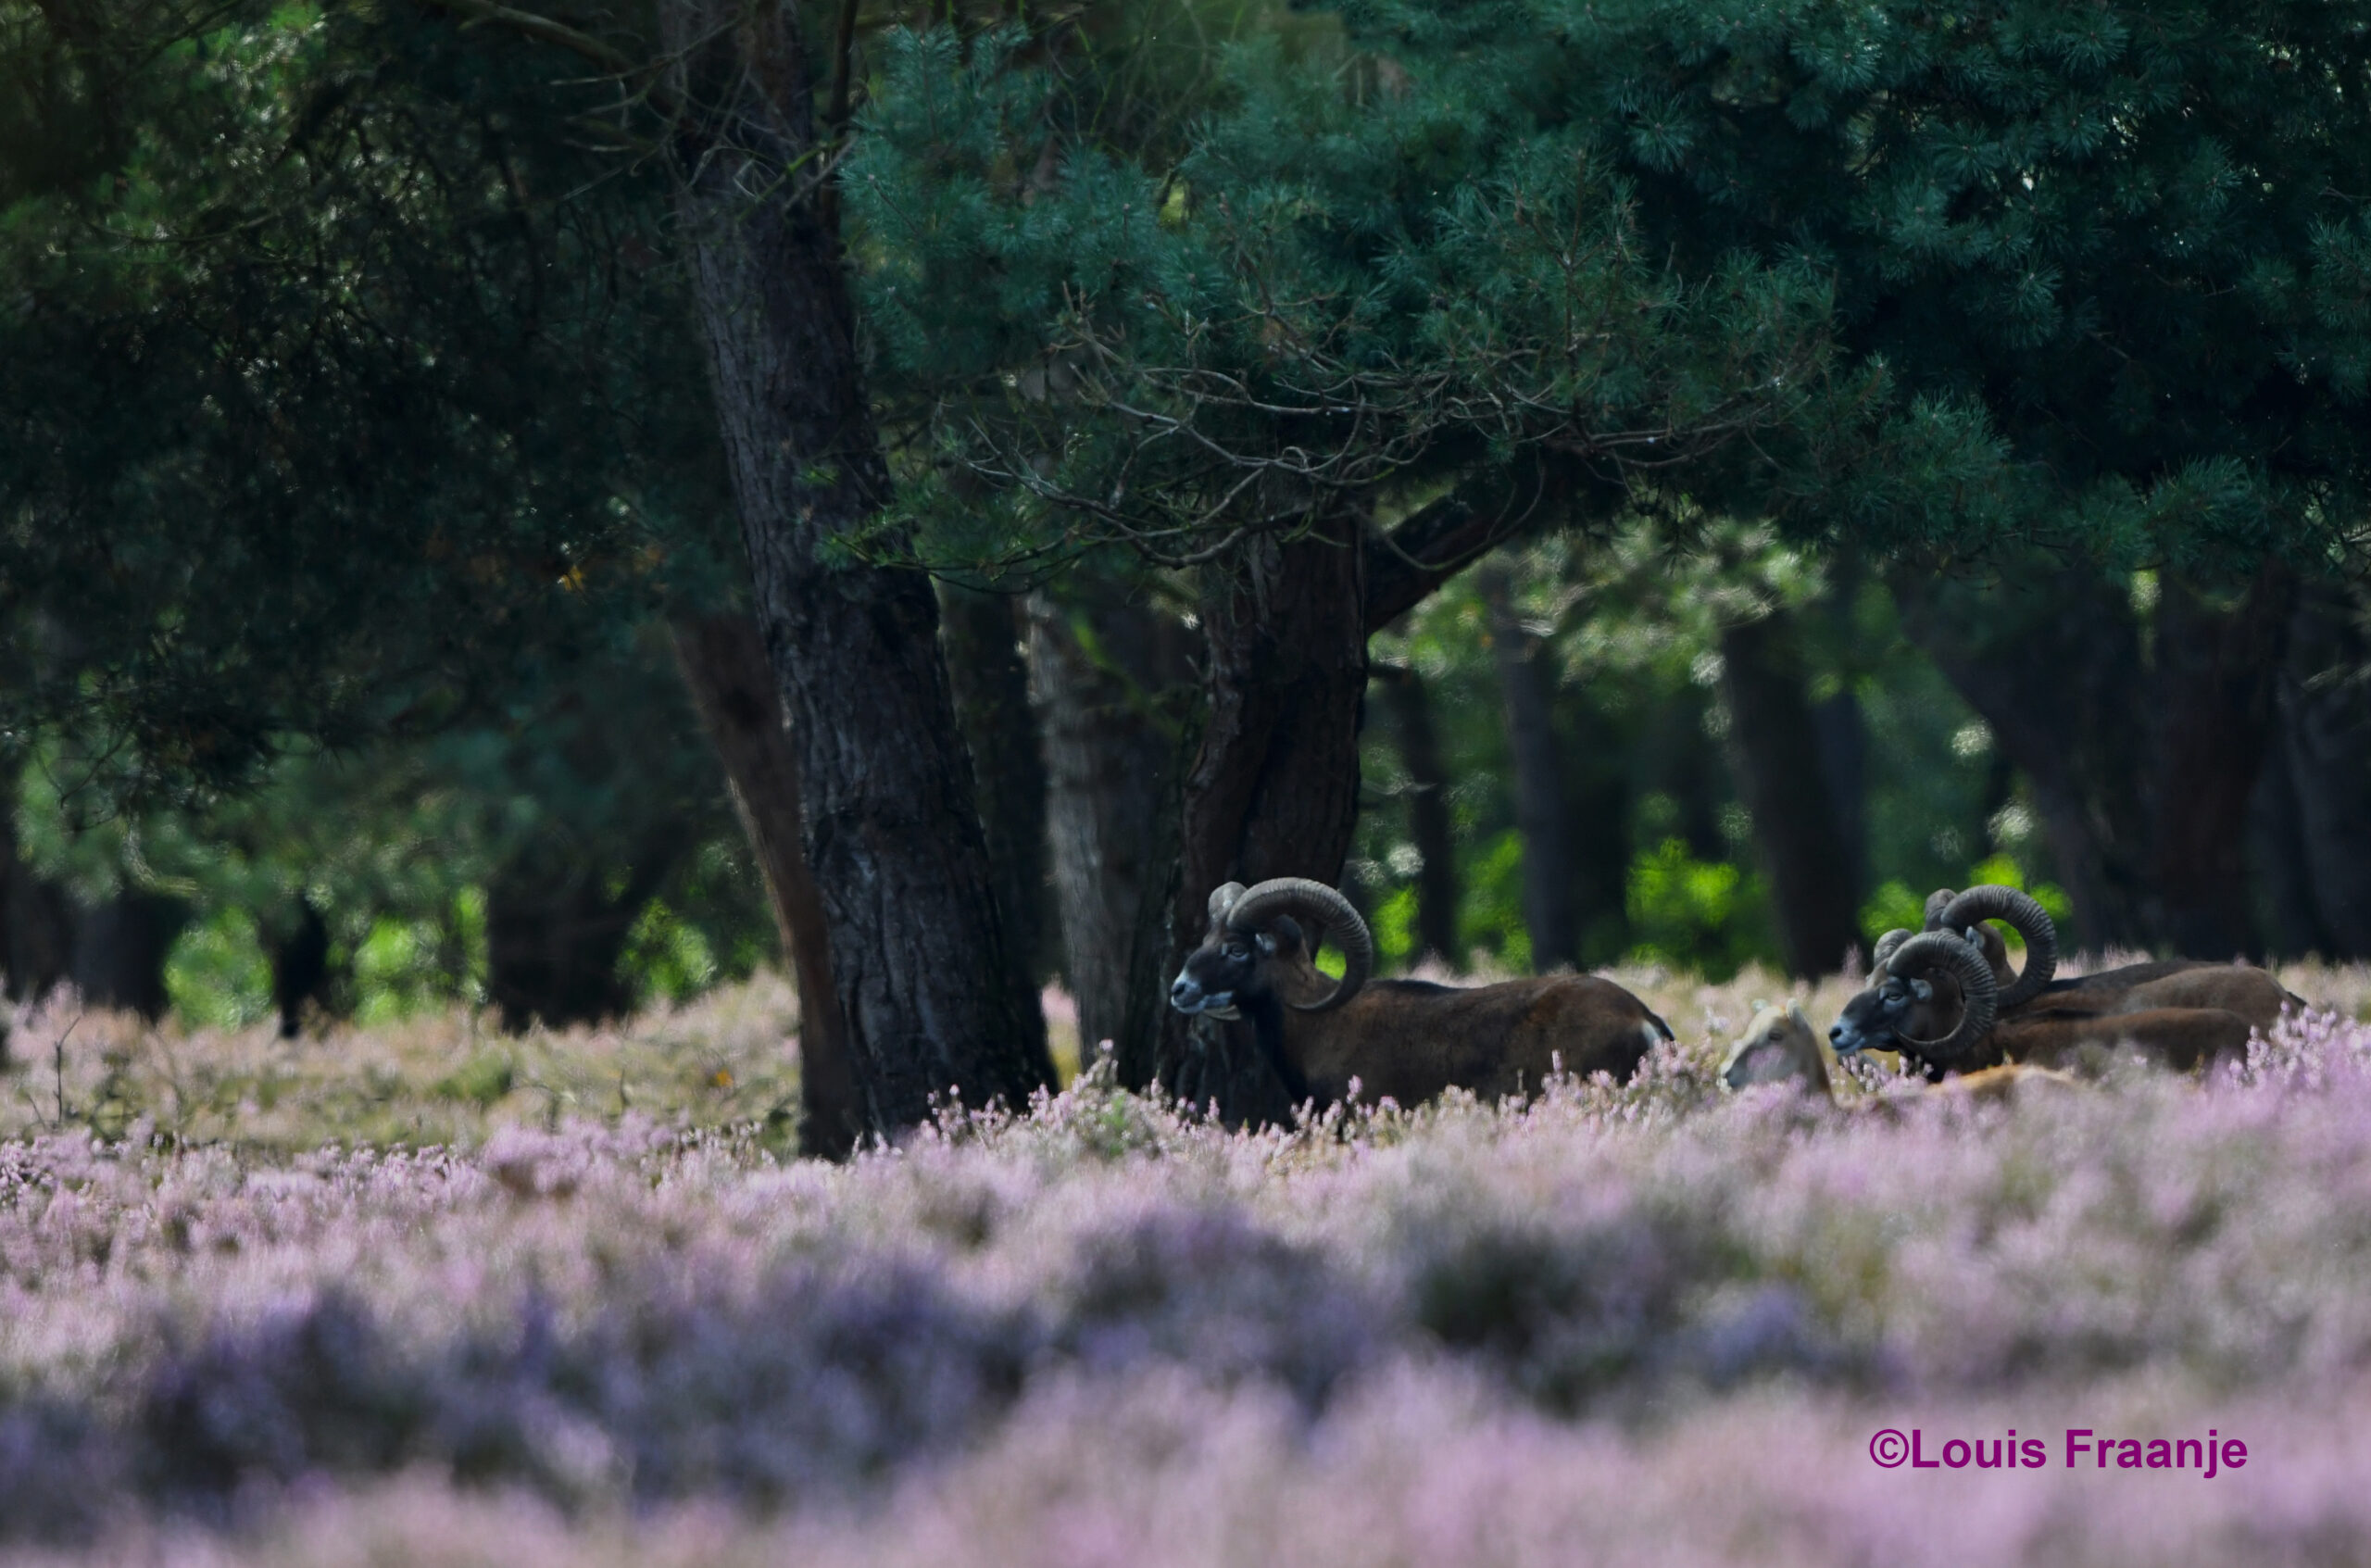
[
  {"left": 669, "top": 610, "right": 859, "bottom": 1157},
  {"left": 1, "top": 818, "right": 72, "bottom": 1012},
  {"left": 1720, "top": 609, "right": 1864, "bottom": 977},
  {"left": 1895, "top": 558, "right": 2291, "bottom": 957},
  {"left": 939, "top": 584, "right": 1057, "bottom": 996},
  {"left": 2248, "top": 732, "right": 2332, "bottom": 958},
  {"left": 1373, "top": 662, "right": 1461, "bottom": 968},
  {"left": 1893, "top": 564, "right": 2156, "bottom": 950},
  {"left": 270, "top": 897, "right": 332, "bottom": 1039},
  {"left": 1811, "top": 688, "right": 1870, "bottom": 900},
  {"left": 1812, "top": 555, "right": 1871, "bottom": 900},
  {"left": 659, "top": 0, "right": 1050, "bottom": 1133},
  {"left": 1477, "top": 559, "right": 1575, "bottom": 972},
  {"left": 2148, "top": 565, "right": 2292, "bottom": 960},
  {"left": 485, "top": 845, "right": 659, "bottom": 1031},
  {"left": 1158, "top": 515, "right": 1368, "bottom": 1123},
  {"left": 1026, "top": 584, "right": 1194, "bottom": 1073},
  {"left": 71, "top": 890, "right": 188, "bottom": 1020},
  {"left": 2275, "top": 578, "right": 2371, "bottom": 958}
]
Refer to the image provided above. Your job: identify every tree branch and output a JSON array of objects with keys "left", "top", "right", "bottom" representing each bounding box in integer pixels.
[
  {"left": 413, "top": 0, "right": 681, "bottom": 119},
  {"left": 825, "top": 0, "right": 861, "bottom": 134},
  {"left": 1364, "top": 453, "right": 1611, "bottom": 630}
]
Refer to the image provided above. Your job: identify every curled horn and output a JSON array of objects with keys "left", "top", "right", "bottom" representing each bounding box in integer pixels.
[
  {"left": 1871, "top": 928, "right": 1914, "bottom": 974},
  {"left": 1938, "top": 884, "right": 2058, "bottom": 1009},
  {"left": 1921, "top": 889, "right": 1959, "bottom": 931},
  {"left": 1223, "top": 878, "right": 1374, "bottom": 1012},
  {"left": 1206, "top": 882, "right": 1248, "bottom": 926},
  {"left": 1885, "top": 931, "right": 1999, "bottom": 1069}
]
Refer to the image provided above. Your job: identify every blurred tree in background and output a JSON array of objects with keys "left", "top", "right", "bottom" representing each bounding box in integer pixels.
[
  {"left": 7, "top": 631, "right": 772, "bottom": 1032},
  {"left": 2, "top": 0, "right": 2369, "bottom": 1137},
  {"left": 0, "top": 0, "right": 789, "bottom": 1069}
]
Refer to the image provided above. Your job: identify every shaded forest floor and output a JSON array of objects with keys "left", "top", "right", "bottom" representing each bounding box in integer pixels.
[
  {"left": 4, "top": 962, "right": 2371, "bottom": 1564},
  {"left": 8, "top": 957, "right": 2369, "bottom": 1152}
]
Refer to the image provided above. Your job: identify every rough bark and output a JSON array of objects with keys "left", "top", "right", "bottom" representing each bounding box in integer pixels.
[
  {"left": 1719, "top": 609, "right": 1865, "bottom": 978},
  {"left": 1373, "top": 662, "right": 1461, "bottom": 968},
  {"left": 669, "top": 611, "right": 859, "bottom": 1157},
  {"left": 660, "top": 0, "right": 1050, "bottom": 1132},
  {"left": 1138, "top": 456, "right": 1605, "bottom": 1124},
  {"left": 2275, "top": 578, "right": 2371, "bottom": 958},
  {"left": 1477, "top": 559, "right": 1576, "bottom": 972},
  {"left": 939, "top": 583, "right": 1057, "bottom": 993},
  {"left": 1159, "top": 515, "right": 1368, "bottom": 1124},
  {"left": 1026, "top": 584, "right": 1194, "bottom": 1073}
]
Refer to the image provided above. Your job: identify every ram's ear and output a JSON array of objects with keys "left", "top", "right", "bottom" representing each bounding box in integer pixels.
[
  {"left": 1268, "top": 915, "right": 1304, "bottom": 949},
  {"left": 1910, "top": 977, "right": 1935, "bottom": 1001},
  {"left": 1256, "top": 931, "right": 1278, "bottom": 956}
]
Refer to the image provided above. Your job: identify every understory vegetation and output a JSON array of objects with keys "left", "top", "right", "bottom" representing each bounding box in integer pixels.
[
  {"left": 6, "top": 0, "right": 2371, "bottom": 1553},
  {"left": 3, "top": 972, "right": 2370, "bottom": 1563}
]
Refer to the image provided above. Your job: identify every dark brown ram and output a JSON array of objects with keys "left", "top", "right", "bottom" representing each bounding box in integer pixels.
[
  {"left": 1828, "top": 884, "right": 2302, "bottom": 1076},
  {"left": 1724, "top": 999, "right": 2082, "bottom": 1105},
  {"left": 1168, "top": 878, "right": 1673, "bottom": 1107}
]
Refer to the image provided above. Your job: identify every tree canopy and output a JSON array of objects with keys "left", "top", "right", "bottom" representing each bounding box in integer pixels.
[
  {"left": 0, "top": 0, "right": 722, "bottom": 801},
  {"left": 845, "top": 0, "right": 2371, "bottom": 585},
  {"left": 4, "top": 0, "right": 2368, "bottom": 1135}
]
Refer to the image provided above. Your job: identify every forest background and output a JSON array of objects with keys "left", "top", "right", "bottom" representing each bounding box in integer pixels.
[{"left": 5, "top": 0, "right": 2371, "bottom": 1153}]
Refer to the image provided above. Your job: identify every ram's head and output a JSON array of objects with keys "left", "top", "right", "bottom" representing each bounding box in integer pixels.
[
  {"left": 1829, "top": 885, "right": 2057, "bottom": 1071},
  {"left": 1168, "top": 878, "right": 1374, "bottom": 1020}
]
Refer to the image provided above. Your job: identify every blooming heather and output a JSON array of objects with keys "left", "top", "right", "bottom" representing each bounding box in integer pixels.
[{"left": 1, "top": 989, "right": 2369, "bottom": 1563}]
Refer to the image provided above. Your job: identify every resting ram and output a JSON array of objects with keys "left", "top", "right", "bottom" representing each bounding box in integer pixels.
[
  {"left": 1724, "top": 1000, "right": 2079, "bottom": 1105},
  {"left": 1168, "top": 878, "right": 1673, "bottom": 1107},
  {"left": 1828, "top": 884, "right": 2302, "bottom": 1077}
]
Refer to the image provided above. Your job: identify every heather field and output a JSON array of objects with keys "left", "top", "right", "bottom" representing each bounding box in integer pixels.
[{"left": 6, "top": 964, "right": 2371, "bottom": 1566}]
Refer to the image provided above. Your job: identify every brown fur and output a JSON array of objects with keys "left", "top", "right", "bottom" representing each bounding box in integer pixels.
[
  {"left": 1983, "top": 961, "right": 2298, "bottom": 1071},
  {"left": 1728, "top": 1003, "right": 2084, "bottom": 1107},
  {"left": 1839, "top": 958, "right": 2302, "bottom": 1075},
  {"left": 1926, "top": 1062, "right": 2086, "bottom": 1102},
  {"left": 1199, "top": 923, "right": 1669, "bottom": 1108}
]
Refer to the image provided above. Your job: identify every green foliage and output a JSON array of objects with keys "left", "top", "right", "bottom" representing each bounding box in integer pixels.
[
  {"left": 1459, "top": 831, "right": 1533, "bottom": 973},
  {"left": 1493, "top": 0, "right": 2371, "bottom": 571},
  {"left": 846, "top": 0, "right": 2371, "bottom": 590},
  {"left": 432, "top": 1051, "right": 517, "bottom": 1110},
  {"left": 622, "top": 901, "right": 722, "bottom": 1010},
  {"left": 1856, "top": 881, "right": 1926, "bottom": 947},
  {"left": 1355, "top": 526, "right": 2049, "bottom": 977},
  {"left": 352, "top": 902, "right": 487, "bottom": 1028},
  {"left": 1965, "top": 855, "right": 2074, "bottom": 932},
  {"left": 1373, "top": 885, "right": 1420, "bottom": 970},
  {"left": 15, "top": 622, "right": 772, "bottom": 1031},
  {"left": 12, "top": 0, "right": 2363, "bottom": 1036},
  {"left": 1623, "top": 838, "right": 1770, "bottom": 980},
  {"left": 844, "top": 16, "right": 1885, "bottom": 585},
  {"left": 1859, "top": 854, "right": 2074, "bottom": 951},
  {"left": 164, "top": 909, "right": 275, "bottom": 1031},
  {"left": 0, "top": 0, "right": 727, "bottom": 803}
]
